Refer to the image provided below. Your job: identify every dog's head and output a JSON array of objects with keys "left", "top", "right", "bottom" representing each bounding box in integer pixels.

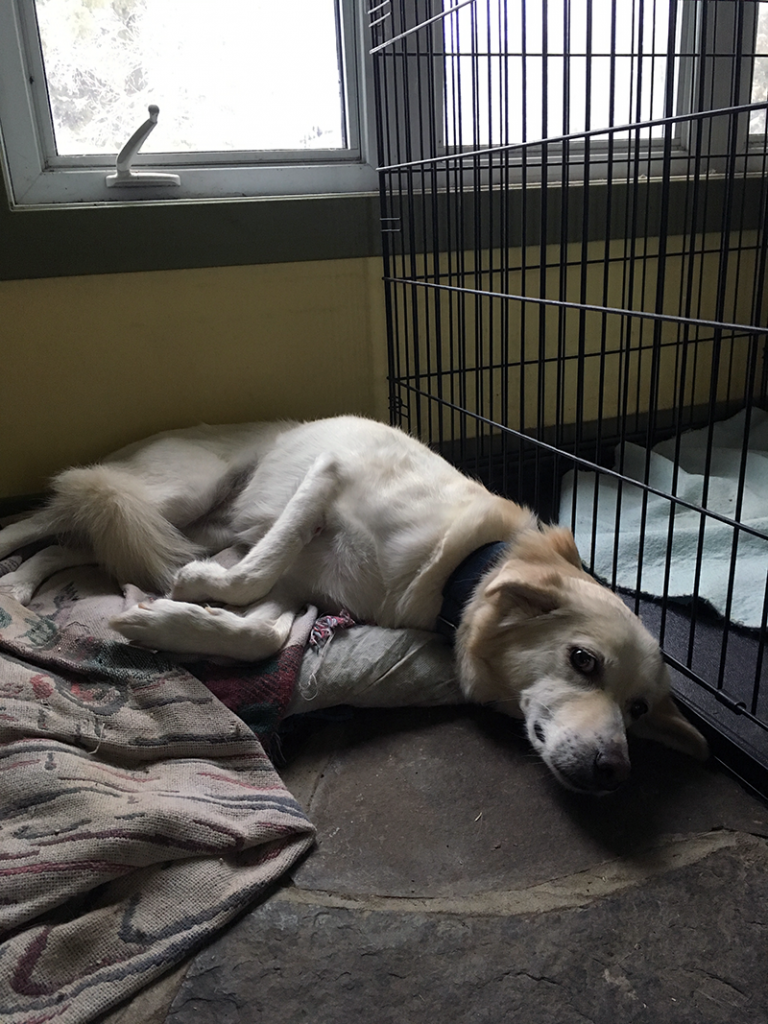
[{"left": 457, "top": 527, "right": 709, "bottom": 795}]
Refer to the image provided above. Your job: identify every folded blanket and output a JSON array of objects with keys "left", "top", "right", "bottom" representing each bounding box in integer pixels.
[
  {"left": 0, "top": 571, "right": 315, "bottom": 1024},
  {"left": 560, "top": 408, "right": 768, "bottom": 628}
]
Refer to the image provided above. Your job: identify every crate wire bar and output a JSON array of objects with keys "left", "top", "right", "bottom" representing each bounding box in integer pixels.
[{"left": 369, "top": 0, "right": 768, "bottom": 796}]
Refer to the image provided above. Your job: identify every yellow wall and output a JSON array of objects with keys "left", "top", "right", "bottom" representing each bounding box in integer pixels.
[
  {"left": 0, "top": 257, "right": 389, "bottom": 500},
  {"left": 5, "top": 234, "right": 757, "bottom": 500}
]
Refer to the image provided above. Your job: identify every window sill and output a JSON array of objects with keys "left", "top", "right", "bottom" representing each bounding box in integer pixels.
[
  {"left": 0, "top": 174, "right": 383, "bottom": 280},
  {"left": 4, "top": 172, "right": 762, "bottom": 283}
]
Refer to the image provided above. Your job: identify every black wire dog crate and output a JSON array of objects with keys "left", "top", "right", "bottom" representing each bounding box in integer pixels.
[{"left": 369, "top": 0, "right": 768, "bottom": 796}]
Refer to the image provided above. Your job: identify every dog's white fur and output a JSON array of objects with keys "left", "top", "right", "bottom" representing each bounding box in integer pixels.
[{"left": 0, "top": 415, "right": 708, "bottom": 793}]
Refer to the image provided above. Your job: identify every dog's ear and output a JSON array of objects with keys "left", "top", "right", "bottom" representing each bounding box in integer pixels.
[
  {"left": 630, "top": 695, "right": 710, "bottom": 761},
  {"left": 485, "top": 564, "right": 563, "bottom": 619},
  {"left": 540, "top": 525, "right": 585, "bottom": 570}
]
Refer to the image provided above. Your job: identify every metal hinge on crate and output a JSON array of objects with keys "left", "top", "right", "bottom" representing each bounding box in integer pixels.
[{"left": 388, "top": 394, "right": 408, "bottom": 420}]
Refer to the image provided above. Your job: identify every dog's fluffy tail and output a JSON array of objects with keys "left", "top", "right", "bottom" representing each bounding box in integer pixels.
[{"left": 43, "top": 465, "right": 198, "bottom": 593}]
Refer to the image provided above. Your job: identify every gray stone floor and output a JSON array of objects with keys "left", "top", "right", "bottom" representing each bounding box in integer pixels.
[{"left": 106, "top": 706, "right": 768, "bottom": 1024}]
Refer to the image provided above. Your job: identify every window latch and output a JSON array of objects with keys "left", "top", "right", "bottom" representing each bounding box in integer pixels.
[{"left": 105, "top": 105, "right": 181, "bottom": 188}]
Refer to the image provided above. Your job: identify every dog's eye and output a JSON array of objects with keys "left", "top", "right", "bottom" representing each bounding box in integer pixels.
[
  {"left": 569, "top": 647, "right": 598, "bottom": 675},
  {"left": 628, "top": 698, "right": 649, "bottom": 720}
]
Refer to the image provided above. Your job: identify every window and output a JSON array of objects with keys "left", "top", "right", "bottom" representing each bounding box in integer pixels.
[
  {"left": 0, "top": 0, "right": 378, "bottom": 206},
  {"left": 4, "top": 1, "right": 767, "bottom": 210},
  {"left": 443, "top": 0, "right": 678, "bottom": 149},
  {"left": 36, "top": 0, "right": 347, "bottom": 155}
]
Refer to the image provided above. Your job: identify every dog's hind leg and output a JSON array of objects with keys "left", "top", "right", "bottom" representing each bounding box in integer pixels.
[
  {"left": 0, "top": 514, "right": 54, "bottom": 559},
  {"left": 0, "top": 515, "right": 85, "bottom": 606},
  {"left": 0, "top": 545, "right": 95, "bottom": 605},
  {"left": 111, "top": 591, "right": 299, "bottom": 660},
  {"left": 171, "top": 453, "right": 341, "bottom": 606}
]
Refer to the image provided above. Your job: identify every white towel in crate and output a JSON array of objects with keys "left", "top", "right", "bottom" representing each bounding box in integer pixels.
[{"left": 559, "top": 408, "right": 768, "bottom": 628}]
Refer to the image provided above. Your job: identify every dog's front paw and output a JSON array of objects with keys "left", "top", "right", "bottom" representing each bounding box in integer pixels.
[{"left": 171, "top": 560, "right": 229, "bottom": 602}]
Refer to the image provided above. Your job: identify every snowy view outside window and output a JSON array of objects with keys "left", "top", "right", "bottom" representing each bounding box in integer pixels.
[
  {"left": 30, "top": 0, "right": 768, "bottom": 163},
  {"left": 751, "top": 2, "right": 768, "bottom": 133},
  {"left": 443, "top": 0, "right": 676, "bottom": 149},
  {"left": 443, "top": 0, "right": 768, "bottom": 147},
  {"left": 34, "top": 0, "right": 346, "bottom": 156}
]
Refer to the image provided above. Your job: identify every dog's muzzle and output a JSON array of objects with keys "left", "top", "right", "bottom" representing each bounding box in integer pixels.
[{"left": 551, "top": 742, "right": 632, "bottom": 794}]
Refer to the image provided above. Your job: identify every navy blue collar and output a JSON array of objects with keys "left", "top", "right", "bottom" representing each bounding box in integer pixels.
[{"left": 436, "top": 541, "right": 509, "bottom": 641}]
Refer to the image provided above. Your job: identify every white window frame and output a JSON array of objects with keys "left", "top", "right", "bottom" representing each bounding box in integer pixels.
[
  {"left": 0, "top": 0, "right": 380, "bottom": 207},
  {"left": 2, "top": 1, "right": 766, "bottom": 223}
]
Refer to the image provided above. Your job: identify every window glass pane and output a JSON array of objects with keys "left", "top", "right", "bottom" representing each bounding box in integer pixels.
[
  {"left": 752, "top": 2, "right": 768, "bottom": 133},
  {"left": 443, "top": 0, "right": 674, "bottom": 149},
  {"left": 34, "top": 0, "right": 346, "bottom": 155}
]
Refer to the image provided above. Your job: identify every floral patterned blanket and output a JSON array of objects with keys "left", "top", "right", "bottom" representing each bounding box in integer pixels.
[{"left": 0, "top": 551, "right": 316, "bottom": 1024}]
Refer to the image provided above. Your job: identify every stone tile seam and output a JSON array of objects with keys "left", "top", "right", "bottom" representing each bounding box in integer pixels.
[{"left": 278, "top": 829, "right": 767, "bottom": 918}]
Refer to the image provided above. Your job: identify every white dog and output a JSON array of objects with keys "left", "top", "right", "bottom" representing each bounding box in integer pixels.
[{"left": 0, "top": 416, "right": 708, "bottom": 793}]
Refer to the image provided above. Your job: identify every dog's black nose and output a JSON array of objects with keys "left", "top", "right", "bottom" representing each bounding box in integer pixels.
[{"left": 593, "top": 748, "right": 631, "bottom": 790}]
